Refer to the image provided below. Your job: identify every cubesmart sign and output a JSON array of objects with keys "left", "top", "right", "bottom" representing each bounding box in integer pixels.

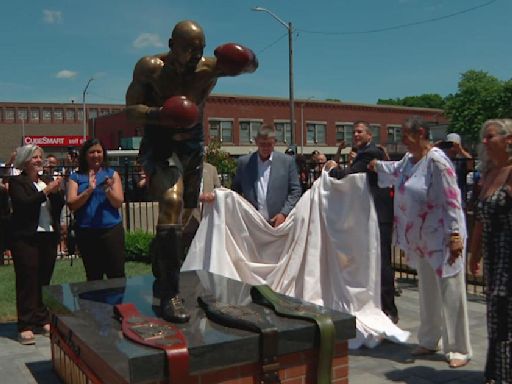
[{"left": 23, "top": 136, "right": 89, "bottom": 147}]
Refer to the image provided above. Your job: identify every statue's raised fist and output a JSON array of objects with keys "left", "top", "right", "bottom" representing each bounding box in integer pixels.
[
  {"left": 160, "top": 96, "right": 199, "bottom": 128},
  {"left": 214, "top": 43, "right": 258, "bottom": 76}
]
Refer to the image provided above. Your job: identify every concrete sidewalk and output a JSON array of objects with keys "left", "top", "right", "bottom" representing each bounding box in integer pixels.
[
  {"left": 0, "top": 282, "right": 487, "bottom": 383},
  {"left": 349, "top": 282, "right": 487, "bottom": 384}
]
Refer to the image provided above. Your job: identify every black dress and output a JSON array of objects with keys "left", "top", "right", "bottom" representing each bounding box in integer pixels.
[{"left": 477, "top": 186, "right": 512, "bottom": 382}]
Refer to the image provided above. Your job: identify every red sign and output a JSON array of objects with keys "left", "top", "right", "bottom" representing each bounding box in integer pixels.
[{"left": 23, "top": 136, "right": 89, "bottom": 147}]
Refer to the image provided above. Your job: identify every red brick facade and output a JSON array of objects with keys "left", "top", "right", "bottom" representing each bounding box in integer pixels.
[
  {"left": 94, "top": 94, "right": 447, "bottom": 156},
  {"left": 181, "top": 342, "right": 349, "bottom": 384},
  {"left": 0, "top": 96, "right": 447, "bottom": 160}
]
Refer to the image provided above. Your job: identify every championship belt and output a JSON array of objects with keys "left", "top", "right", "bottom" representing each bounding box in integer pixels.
[
  {"left": 114, "top": 303, "right": 189, "bottom": 383},
  {"left": 251, "top": 285, "right": 335, "bottom": 384},
  {"left": 197, "top": 296, "right": 280, "bottom": 384}
]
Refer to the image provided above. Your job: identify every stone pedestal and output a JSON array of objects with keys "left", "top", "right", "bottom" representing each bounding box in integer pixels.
[{"left": 44, "top": 271, "right": 355, "bottom": 383}]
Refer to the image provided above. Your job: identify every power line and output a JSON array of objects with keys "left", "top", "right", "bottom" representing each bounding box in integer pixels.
[
  {"left": 255, "top": 32, "right": 288, "bottom": 55},
  {"left": 297, "top": 0, "right": 498, "bottom": 35}
]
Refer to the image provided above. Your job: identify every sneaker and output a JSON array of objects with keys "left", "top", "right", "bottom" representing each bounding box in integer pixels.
[
  {"left": 161, "top": 295, "right": 190, "bottom": 323},
  {"left": 18, "top": 330, "right": 36, "bottom": 345}
]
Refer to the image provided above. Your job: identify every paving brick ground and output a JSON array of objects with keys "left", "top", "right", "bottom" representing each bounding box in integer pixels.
[
  {"left": 349, "top": 281, "right": 487, "bottom": 384},
  {"left": 0, "top": 281, "right": 487, "bottom": 384}
]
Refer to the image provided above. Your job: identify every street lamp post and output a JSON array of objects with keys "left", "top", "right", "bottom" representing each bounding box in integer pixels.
[
  {"left": 252, "top": 7, "right": 294, "bottom": 144},
  {"left": 21, "top": 117, "right": 25, "bottom": 145},
  {"left": 82, "top": 77, "right": 94, "bottom": 141},
  {"left": 300, "top": 97, "right": 315, "bottom": 154}
]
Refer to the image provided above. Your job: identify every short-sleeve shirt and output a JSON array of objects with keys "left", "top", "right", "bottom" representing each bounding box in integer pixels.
[{"left": 70, "top": 168, "right": 121, "bottom": 229}]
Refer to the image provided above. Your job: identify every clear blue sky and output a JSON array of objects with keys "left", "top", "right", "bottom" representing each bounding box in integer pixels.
[{"left": 1, "top": 0, "right": 509, "bottom": 105}]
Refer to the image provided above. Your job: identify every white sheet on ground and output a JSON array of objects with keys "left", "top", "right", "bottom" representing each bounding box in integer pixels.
[{"left": 182, "top": 170, "right": 410, "bottom": 348}]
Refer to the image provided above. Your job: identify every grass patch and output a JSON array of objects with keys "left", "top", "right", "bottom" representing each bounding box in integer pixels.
[{"left": 0, "top": 259, "right": 151, "bottom": 322}]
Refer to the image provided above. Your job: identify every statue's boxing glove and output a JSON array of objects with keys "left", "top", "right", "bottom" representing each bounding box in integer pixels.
[
  {"left": 160, "top": 96, "right": 199, "bottom": 128},
  {"left": 214, "top": 43, "right": 258, "bottom": 76}
]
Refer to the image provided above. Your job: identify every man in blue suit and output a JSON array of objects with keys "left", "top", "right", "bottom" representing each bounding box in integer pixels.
[{"left": 232, "top": 125, "right": 301, "bottom": 227}]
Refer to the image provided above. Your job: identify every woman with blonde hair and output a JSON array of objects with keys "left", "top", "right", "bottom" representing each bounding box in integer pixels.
[
  {"left": 9, "top": 145, "right": 64, "bottom": 345},
  {"left": 469, "top": 118, "right": 512, "bottom": 384}
]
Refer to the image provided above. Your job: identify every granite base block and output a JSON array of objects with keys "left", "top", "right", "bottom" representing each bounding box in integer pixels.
[{"left": 44, "top": 271, "right": 355, "bottom": 383}]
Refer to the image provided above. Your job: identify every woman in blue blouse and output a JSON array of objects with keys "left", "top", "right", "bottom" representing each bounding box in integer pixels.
[{"left": 67, "top": 139, "right": 125, "bottom": 281}]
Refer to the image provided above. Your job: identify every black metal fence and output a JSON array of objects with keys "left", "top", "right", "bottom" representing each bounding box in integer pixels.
[{"left": 0, "top": 158, "right": 485, "bottom": 294}]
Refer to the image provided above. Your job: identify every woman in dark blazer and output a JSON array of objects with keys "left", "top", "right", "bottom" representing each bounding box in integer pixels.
[{"left": 9, "top": 144, "right": 64, "bottom": 345}]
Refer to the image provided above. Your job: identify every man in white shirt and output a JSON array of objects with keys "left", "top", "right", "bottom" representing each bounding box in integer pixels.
[{"left": 231, "top": 125, "right": 301, "bottom": 227}]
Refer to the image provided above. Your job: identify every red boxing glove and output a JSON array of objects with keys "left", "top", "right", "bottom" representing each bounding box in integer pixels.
[
  {"left": 214, "top": 43, "right": 258, "bottom": 76},
  {"left": 160, "top": 96, "right": 199, "bottom": 128}
]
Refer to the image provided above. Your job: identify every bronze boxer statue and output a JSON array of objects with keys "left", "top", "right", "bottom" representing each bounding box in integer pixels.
[{"left": 125, "top": 20, "right": 257, "bottom": 322}]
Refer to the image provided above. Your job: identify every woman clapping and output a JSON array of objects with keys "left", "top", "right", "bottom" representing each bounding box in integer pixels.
[
  {"left": 9, "top": 145, "right": 64, "bottom": 345},
  {"left": 67, "top": 139, "right": 125, "bottom": 281}
]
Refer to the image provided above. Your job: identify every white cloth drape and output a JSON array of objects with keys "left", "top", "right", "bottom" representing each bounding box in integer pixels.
[{"left": 182, "top": 171, "right": 410, "bottom": 348}]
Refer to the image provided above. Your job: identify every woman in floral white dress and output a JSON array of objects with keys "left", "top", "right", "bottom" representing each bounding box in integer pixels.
[{"left": 369, "top": 115, "right": 471, "bottom": 368}]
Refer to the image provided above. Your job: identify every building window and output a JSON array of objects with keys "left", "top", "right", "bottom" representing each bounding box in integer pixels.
[
  {"left": 77, "top": 110, "right": 83, "bottom": 121},
  {"left": 208, "top": 119, "right": 233, "bottom": 143},
  {"left": 30, "top": 110, "right": 40, "bottom": 121},
  {"left": 42, "top": 109, "right": 52, "bottom": 121},
  {"left": 335, "top": 123, "right": 353, "bottom": 146},
  {"left": 100, "top": 109, "right": 110, "bottom": 116},
  {"left": 370, "top": 124, "right": 381, "bottom": 144},
  {"left": 4, "top": 109, "right": 14, "bottom": 121},
  {"left": 239, "top": 120, "right": 262, "bottom": 144},
  {"left": 387, "top": 125, "right": 402, "bottom": 143},
  {"left": 54, "top": 109, "right": 63, "bottom": 121},
  {"left": 306, "top": 123, "right": 326, "bottom": 144},
  {"left": 65, "top": 109, "right": 75, "bottom": 121},
  {"left": 17, "top": 109, "right": 28, "bottom": 121},
  {"left": 274, "top": 121, "right": 292, "bottom": 144},
  {"left": 88, "top": 109, "right": 98, "bottom": 119}
]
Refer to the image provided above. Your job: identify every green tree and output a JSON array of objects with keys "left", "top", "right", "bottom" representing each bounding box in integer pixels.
[
  {"left": 205, "top": 137, "right": 237, "bottom": 185},
  {"left": 502, "top": 79, "right": 512, "bottom": 117},
  {"left": 377, "top": 93, "right": 445, "bottom": 109},
  {"left": 444, "top": 70, "right": 512, "bottom": 142}
]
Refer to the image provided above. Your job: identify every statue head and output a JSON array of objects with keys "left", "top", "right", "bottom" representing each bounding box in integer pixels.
[{"left": 169, "top": 20, "right": 205, "bottom": 72}]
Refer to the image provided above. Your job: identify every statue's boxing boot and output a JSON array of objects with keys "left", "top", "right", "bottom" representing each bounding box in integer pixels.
[{"left": 150, "top": 225, "right": 190, "bottom": 323}]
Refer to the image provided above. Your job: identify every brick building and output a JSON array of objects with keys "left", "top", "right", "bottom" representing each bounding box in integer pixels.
[
  {"left": 94, "top": 94, "right": 447, "bottom": 157},
  {"left": 0, "top": 101, "right": 123, "bottom": 162},
  {"left": 0, "top": 96, "right": 447, "bottom": 161}
]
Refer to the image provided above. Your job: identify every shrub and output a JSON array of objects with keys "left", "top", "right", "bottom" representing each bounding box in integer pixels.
[
  {"left": 205, "top": 137, "right": 237, "bottom": 187},
  {"left": 125, "top": 230, "right": 154, "bottom": 263}
]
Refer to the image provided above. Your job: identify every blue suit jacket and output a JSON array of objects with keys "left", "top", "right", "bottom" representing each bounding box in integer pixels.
[{"left": 232, "top": 151, "right": 301, "bottom": 219}]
